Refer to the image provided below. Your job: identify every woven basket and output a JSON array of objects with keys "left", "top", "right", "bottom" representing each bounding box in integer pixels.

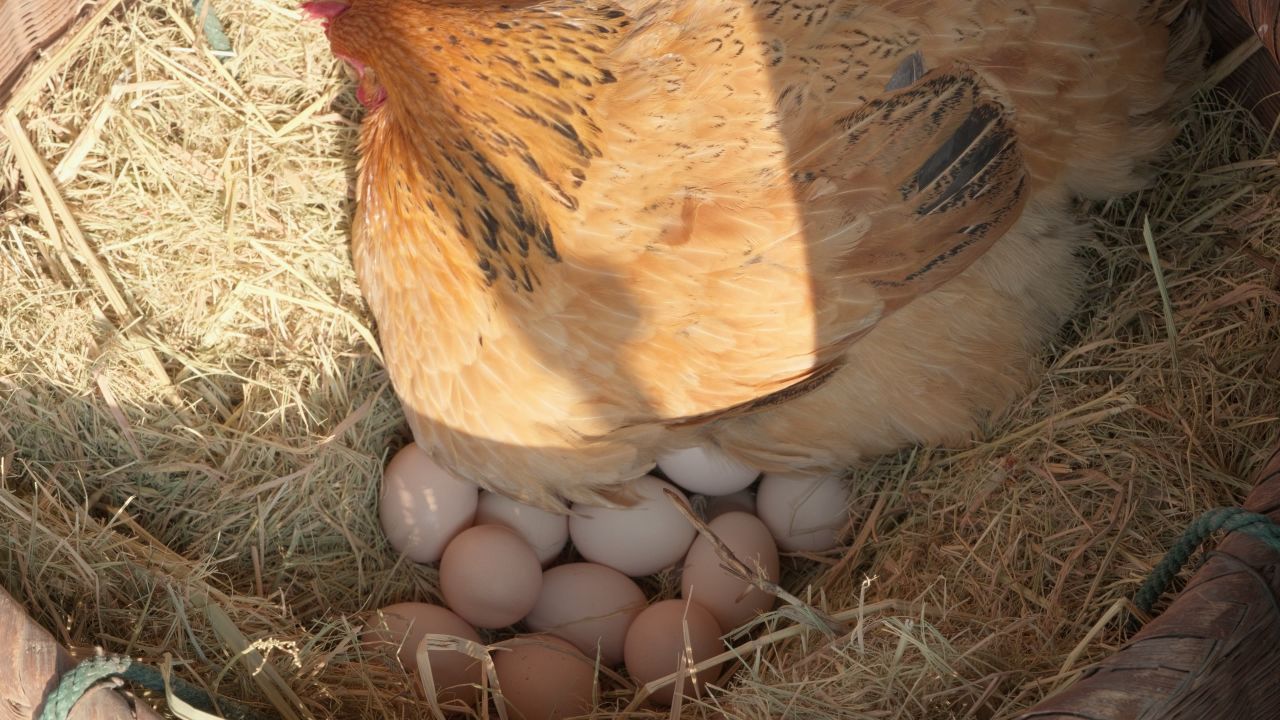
[
  {"left": 1209, "top": 0, "right": 1280, "bottom": 124},
  {"left": 0, "top": 0, "right": 91, "bottom": 105}
]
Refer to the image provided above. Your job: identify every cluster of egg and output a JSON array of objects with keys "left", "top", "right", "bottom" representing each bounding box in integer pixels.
[{"left": 373, "top": 443, "right": 850, "bottom": 717}]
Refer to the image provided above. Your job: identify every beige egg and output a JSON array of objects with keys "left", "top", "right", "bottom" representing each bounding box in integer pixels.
[
  {"left": 476, "top": 491, "right": 569, "bottom": 566},
  {"left": 493, "top": 635, "right": 596, "bottom": 720},
  {"left": 657, "top": 445, "right": 760, "bottom": 496},
  {"left": 523, "top": 562, "right": 646, "bottom": 667},
  {"left": 623, "top": 599, "right": 724, "bottom": 706},
  {"left": 756, "top": 472, "right": 850, "bottom": 552},
  {"left": 378, "top": 444, "right": 478, "bottom": 563},
  {"left": 703, "top": 490, "right": 756, "bottom": 520},
  {"left": 681, "top": 512, "right": 779, "bottom": 631},
  {"left": 569, "top": 476, "right": 696, "bottom": 577},
  {"left": 440, "top": 525, "right": 543, "bottom": 628},
  {"left": 362, "top": 602, "right": 482, "bottom": 707}
]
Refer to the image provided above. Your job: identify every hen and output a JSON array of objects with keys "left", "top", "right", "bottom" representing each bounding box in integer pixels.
[{"left": 309, "top": 0, "right": 1202, "bottom": 510}]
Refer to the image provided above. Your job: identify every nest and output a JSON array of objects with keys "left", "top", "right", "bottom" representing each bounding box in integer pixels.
[{"left": 1, "top": 0, "right": 1278, "bottom": 718}]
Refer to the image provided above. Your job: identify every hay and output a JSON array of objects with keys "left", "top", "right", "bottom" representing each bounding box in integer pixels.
[{"left": 1, "top": 0, "right": 1278, "bottom": 717}]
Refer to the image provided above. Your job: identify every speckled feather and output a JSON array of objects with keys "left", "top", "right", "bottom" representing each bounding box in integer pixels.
[{"left": 322, "top": 0, "right": 1202, "bottom": 509}]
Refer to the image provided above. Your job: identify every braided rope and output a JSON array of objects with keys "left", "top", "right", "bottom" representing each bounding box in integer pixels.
[
  {"left": 38, "top": 654, "right": 272, "bottom": 720},
  {"left": 37, "top": 655, "right": 133, "bottom": 720},
  {"left": 1130, "top": 506, "right": 1280, "bottom": 628}
]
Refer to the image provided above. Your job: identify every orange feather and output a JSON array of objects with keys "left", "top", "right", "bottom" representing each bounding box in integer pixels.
[{"left": 313, "top": 0, "right": 1204, "bottom": 509}]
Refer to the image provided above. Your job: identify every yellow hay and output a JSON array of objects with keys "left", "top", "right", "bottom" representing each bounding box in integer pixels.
[{"left": 1, "top": 1, "right": 1277, "bottom": 717}]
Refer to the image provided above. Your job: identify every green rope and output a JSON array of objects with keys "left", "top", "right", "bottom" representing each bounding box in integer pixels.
[
  {"left": 1130, "top": 506, "right": 1280, "bottom": 629},
  {"left": 39, "top": 654, "right": 272, "bottom": 720}
]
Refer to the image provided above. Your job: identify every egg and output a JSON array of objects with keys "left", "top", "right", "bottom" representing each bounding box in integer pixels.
[
  {"left": 569, "top": 476, "right": 696, "bottom": 577},
  {"left": 493, "top": 635, "right": 596, "bottom": 720},
  {"left": 475, "top": 491, "right": 569, "bottom": 566},
  {"left": 657, "top": 445, "right": 760, "bottom": 496},
  {"left": 681, "top": 512, "right": 779, "bottom": 631},
  {"left": 756, "top": 472, "right": 850, "bottom": 552},
  {"left": 439, "top": 525, "right": 543, "bottom": 628},
  {"left": 362, "top": 603, "right": 482, "bottom": 706},
  {"left": 523, "top": 562, "right": 646, "bottom": 666},
  {"left": 703, "top": 490, "right": 756, "bottom": 520},
  {"left": 623, "top": 599, "right": 724, "bottom": 706},
  {"left": 378, "top": 443, "right": 479, "bottom": 563}
]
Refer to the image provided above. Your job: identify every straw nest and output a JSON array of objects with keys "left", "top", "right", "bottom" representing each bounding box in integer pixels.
[{"left": 1, "top": 1, "right": 1277, "bottom": 718}]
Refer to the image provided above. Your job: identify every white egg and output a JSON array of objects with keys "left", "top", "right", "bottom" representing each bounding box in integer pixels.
[
  {"left": 756, "top": 472, "right": 850, "bottom": 552},
  {"left": 657, "top": 445, "right": 759, "bottom": 496},
  {"left": 475, "top": 491, "right": 569, "bottom": 566},
  {"left": 378, "top": 444, "right": 478, "bottom": 563},
  {"left": 569, "top": 476, "right": 696, "bottom": 577}
]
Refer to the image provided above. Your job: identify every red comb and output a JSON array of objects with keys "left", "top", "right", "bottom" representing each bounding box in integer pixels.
[{"left": 301, "top": 1, "right": 348, "bottom": 20}]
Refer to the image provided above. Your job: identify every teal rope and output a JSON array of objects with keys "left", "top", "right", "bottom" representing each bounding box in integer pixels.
[
  {"left": 38, "top": 655, "right": 132, "bottom": 720},
  {"left": 192, "top": 0, "right": 234, "bottom": 55},
  {"left": 1130, "top": 506, "right": 1280, "bottom": 628},
  {"left": 39, "top": 654, "right": 272, "bottom": 720}
]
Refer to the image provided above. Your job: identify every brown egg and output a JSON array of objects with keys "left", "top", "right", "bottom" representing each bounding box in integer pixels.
[
  {"left": 362, "top": 602, "right": 482, "bottom": 707},
  {"left": 440, "top": 524, "right": 543, "bottom": 628},
  {"left": 623, "top": 599, "right": 724, "bottom": 706},
  {"left": 524, "top": 562, "right": 646, "bottom": 667},
  {"left": 493, "top": 635, "right": 596, "bottom": 720},
  {"left": 702, "top": 490, "right": 756, "bottom": 520},
  {"left": 681, "top": 511, "right": 779, "bottom": 632}
]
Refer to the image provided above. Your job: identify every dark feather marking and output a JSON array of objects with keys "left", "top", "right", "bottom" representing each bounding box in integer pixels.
[
  {"left": 914, "top": 104, "right": 1009, "bottom": 216},
  {"left": 478, "top": 257, "right": 498, "bottom": 285},
  {"left": 478, "top": 207, "right": 502, "bottom": 251},
  {"left": 900, "top": 176, "right": 1025, "bottom": 283},
  {"left": 884, "top": 50, "right": 925, "bottom": 91},
  {"left": 532, "top": 68, "right": 561, "bottom": 87},
  {"left": 537, "top": 223, "right": 558, "bottom": 260},
  {"left": 663, "top": 360, "right": 844, "bottom": 427}
]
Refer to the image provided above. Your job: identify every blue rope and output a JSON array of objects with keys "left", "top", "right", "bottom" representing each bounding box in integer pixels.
[
  {"left": 38, "top": 654, "right": 272, "bottom": 720},
  {"left": 1130, "top": 506, "right": 1280, "bottom": 629}
]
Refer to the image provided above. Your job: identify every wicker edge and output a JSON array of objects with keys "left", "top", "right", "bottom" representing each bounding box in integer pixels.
[
  {"left": 1208, "top": 0, "right": 1280, "bottom": 125},
  {"left": 1014, "top": 441, "right": 1280, "bottom": 720},
  {"left": 0, "top": 0, "right": 93, "bottom": 108},
  {"left": 0, "top": 584, "right": 165, "bottom": 720}
]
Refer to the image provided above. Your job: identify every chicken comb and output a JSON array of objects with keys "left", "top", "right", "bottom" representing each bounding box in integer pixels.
[{"left": 301, "top": 0, "right": 348, "bottom": 29}]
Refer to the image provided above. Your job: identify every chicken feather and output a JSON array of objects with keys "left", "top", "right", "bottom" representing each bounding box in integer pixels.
[{"left": 313, "top": 0, "right": 1204, "bottom": 509}]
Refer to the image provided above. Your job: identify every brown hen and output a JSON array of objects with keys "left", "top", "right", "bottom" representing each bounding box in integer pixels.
[{"left": 310, "top": 0, "right": 1203, "bottom": 510}]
